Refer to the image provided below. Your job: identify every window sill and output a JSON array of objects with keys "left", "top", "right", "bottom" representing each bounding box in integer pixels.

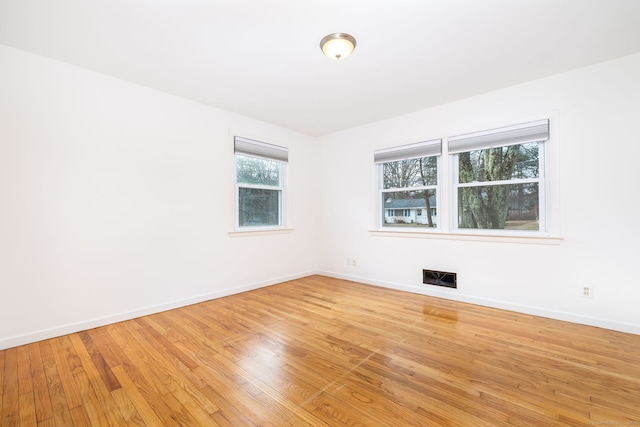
[
  {"left": 228, "top": 227, "right": 294, "bottom": 237},
  {"left": 368, "top": 229, "right": 563, "bottom": 245}
]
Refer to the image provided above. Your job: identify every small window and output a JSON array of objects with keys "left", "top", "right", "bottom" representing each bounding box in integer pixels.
[
  {"left": 234, "top": 137, "right": 287, "bottom": 229},
  {"left": 449, "top": 120, "right": 548, "bottom": 232},
  {"left": 375, "top": 139, "right": 441, "bottom": 229}
]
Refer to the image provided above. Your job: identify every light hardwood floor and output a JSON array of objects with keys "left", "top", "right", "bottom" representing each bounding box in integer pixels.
[{"left": 1, "top": 275, "right": 639, "bottom": 426}]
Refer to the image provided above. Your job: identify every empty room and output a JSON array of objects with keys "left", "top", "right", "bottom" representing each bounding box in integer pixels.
[{"left": 1, "top": 0, "right": 639, "bottom": 425}]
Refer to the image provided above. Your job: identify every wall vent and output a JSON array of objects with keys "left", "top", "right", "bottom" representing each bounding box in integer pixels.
[{"left": 423, "top": 269, "right": 457, "bottom": 289}]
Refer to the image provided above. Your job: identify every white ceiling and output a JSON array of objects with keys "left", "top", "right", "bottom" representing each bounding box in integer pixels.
[{"left": 1, "top": 0, "right": 639, "bottom": 136}]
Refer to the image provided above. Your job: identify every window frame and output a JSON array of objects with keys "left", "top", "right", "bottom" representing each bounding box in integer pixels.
[
  {"left": 449, "top": 120, "right": 549, "bottom": 236},
  {"left": 371, "top": 119, "right": 560, "bottom": 244},
  {"left": 233, "top": 136, "right": 288, "bottom": 231},
  {"left": 375, "top": 139, "right": 442, "bottom": 231}
]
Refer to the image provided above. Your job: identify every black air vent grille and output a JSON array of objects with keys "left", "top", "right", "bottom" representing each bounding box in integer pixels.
[{"left": 423, "top": 269, "right": 457, "bottom": 288}]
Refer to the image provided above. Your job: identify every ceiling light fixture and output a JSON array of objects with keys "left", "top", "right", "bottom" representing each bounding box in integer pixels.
[{"left": 320, "top": 33, "right": 357, "bottom": 60}]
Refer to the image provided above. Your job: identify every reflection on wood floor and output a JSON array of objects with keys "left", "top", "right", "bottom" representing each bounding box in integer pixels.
[{"left": 2, "top": 275, "right": 639, "bottom": 426}]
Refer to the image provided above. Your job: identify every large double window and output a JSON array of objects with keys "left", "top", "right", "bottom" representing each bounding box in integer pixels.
[
  {"left": 234, "top": 137, "right": 287, "bottom": 229},
  {"left": 450, "top": 120, "right": 548, "bottom": 232},
  {"left": 375, "top": 120, "right": 550, "bottom": 235},
  {"left": 375, "top": 140, "right": 441, "bottom": 228}
]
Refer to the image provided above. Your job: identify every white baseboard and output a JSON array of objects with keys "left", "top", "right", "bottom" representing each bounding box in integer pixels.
[
  {"left": 5, "top": 269, "right": 637, "bottom": 350},
  {"left": 0, "top": 270, "right": 315, "bottom": 350},
  {"left": 317, "top": 270, "right": 640, "bottom": 336}
]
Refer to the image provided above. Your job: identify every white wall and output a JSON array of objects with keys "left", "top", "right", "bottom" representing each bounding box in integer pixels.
[
  {"left": 317, "top": 53, "right": 640, "bottom": 334},
  {"left": 1, "top": 45, "right": 638, "bottom": 350},
  {"left": 0, "top": 45, "right": 319, "bottom": 349}
]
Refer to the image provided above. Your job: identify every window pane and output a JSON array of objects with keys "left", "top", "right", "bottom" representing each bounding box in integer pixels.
[
  {"left": 239, "top": 188, "right": 280, "bottom": 226},
  {"left": 458, "top": 142, "right": 539, "bottom": 184},
  {"left": 383, "top": 156, "right": 437, "bottom": 189},
  {"left": 458, "top": 183, "right": 539, "bottom": 230},
  {"left": 383, "top": 190, "right": 437, "bottom": 227},
  {"left": 236, "top": 154, "right": 280, "bottom": 186}
]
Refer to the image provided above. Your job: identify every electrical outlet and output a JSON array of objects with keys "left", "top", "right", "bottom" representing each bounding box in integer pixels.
[
  {"left": 346, "top": 257, "right": 351, "bottom": 266},
  {"left": 351, "top": 258, "right": 358, "bottom": 267},
  {"left": 582, "top": 286, "right": 593, "bottom": 298}
]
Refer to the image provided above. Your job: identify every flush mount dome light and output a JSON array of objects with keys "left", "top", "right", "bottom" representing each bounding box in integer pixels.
[{"left": 320, "top": 33, "right": 356, "bottom": 60}]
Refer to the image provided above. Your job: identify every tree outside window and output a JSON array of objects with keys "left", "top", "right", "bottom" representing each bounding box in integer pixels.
[
  {"left": 382, "top": 156, "right": 438, "bottom": 227},
  {"left": 449, "top": 119, "right": 548, "bottom": 233},
  {"left": 457, "top": 142, "right": 540, "bottom": 230},
  {"left": 375, "top": 139, "right": 441, "bottom": 229},
  {"left": 234, "top": 137, "right": 287, "bottom": 229}
]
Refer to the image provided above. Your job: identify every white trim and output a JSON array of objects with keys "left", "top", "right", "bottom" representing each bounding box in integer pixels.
[
  {"left": 0, "top": 270, "right": 313, "bottom": 350},
  {"left": 377, "top": 155, "right": 441, "bottom": 230},
  {"left": 369, "top": 228, "right": 562, "bottom": 245},
  {"left": 451, "top": 141, "right": 545, "bottom": 234},
  {"left": 228, "top": 227, "right": 294, "bottom": 237},
  {"left": 235, "top": 149, "right": 287, "bottom": 230},
  {"left": 4, "top": 270, "right": 637, "bottom": 349},
  {"left": 456, "top": 177, "right": 540, "bottom": 188},
  {"left": 374, "top": 115, "right": 556, "bottom": 238},
  {"left": 316, "top": 271, "right": 640, "bottom": 336}
]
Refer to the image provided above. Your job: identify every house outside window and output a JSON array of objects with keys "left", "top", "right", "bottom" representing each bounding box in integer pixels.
[
  {"left": 449, "top": 120, "right": 548, "bottom": 233},
  {"left": 374, "top": 139, "right": 441, "bottom": 228},
  {"left": 234, "top": 137, "right": 288, "bottom": 229}
]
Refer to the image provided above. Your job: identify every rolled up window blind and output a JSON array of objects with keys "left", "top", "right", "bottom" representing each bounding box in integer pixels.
[
  {"left": 234, "top": 136, "right": 288, "bottom": 162},
  {"left": 374, "top": 139, "right": 442, "bottom": 164},
  {"left": 448, "top": 120, "right": 549, "bottom": 155}
]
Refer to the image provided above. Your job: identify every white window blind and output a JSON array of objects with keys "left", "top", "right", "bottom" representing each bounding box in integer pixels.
[
  {"left": 448, "top": 120, "right": 549, "bottom": 154},
  {"left": 374, "top": 139, "right": 442, "bottom": 164},
  {"left": 234, "top": 136, "right": 288, "bottom": 162}
]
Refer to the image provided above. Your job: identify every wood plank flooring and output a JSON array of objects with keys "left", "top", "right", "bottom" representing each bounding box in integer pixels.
[{"left": 1, "top": 275, "right": 639, "bottom": 426}]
